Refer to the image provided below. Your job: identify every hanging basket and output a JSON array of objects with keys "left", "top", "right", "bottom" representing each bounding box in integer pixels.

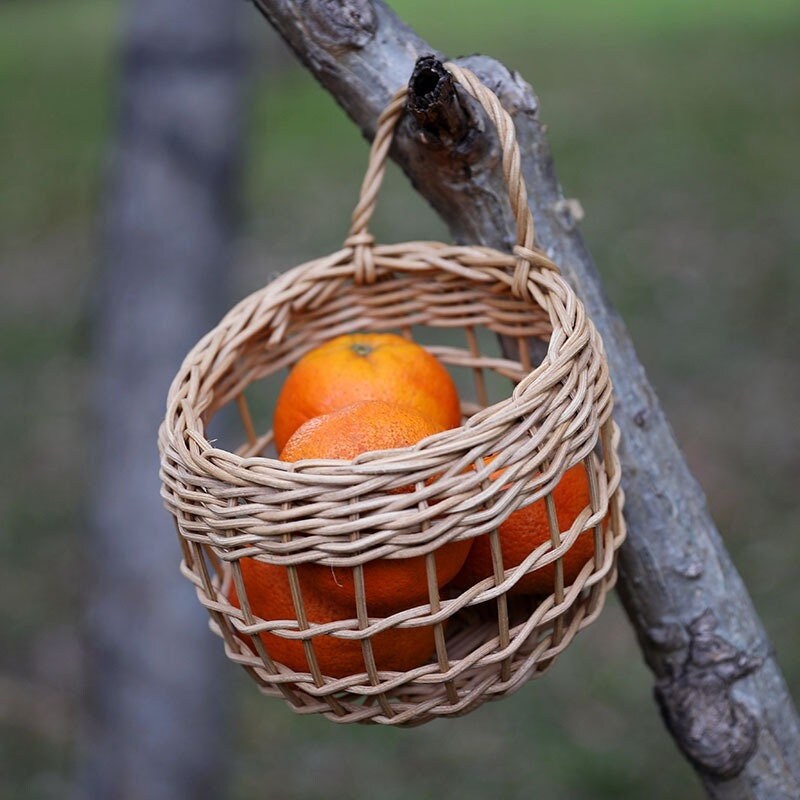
[{"left": 159, "top": 64, "right": 625, "bottom": 727}]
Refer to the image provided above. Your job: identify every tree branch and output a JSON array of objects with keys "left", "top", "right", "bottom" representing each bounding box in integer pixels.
[{"left": 250, "top": 1, "right": 800, "bottom": 796}]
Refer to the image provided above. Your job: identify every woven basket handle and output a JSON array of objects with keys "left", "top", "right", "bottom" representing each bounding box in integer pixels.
[{"left": 346, "top": 63, "right": 558, "bottom": 297}]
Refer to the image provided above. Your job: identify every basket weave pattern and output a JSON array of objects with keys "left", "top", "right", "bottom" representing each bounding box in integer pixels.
[{"left": 159, "top": 65, "right": 625, "bottom": 726}]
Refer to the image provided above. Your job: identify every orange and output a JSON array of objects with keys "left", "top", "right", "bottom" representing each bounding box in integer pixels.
[
  {"left": 272, "top": 332, "right": 462, "bottom": 452},
  {"left": 229, "top": 559, "right": 436, "bottom": 678},
  {"left": 453, "top": 463, "right": 597, "bottom": 596},
  {"left": 280, "top": 401, "right": 473, "bottom": 611},
  {"left": 280, "top": 399, "right": 442, "bottom": 462}
]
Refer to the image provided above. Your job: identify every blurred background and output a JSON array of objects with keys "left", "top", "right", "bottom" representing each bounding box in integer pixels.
[{"left": 1, "top": 0, "right": 798, "bottom": 798}]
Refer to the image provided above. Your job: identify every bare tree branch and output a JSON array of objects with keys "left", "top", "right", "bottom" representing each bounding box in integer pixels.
[{"left": 249, "top": 0, "right": 800, "bottom": 796}]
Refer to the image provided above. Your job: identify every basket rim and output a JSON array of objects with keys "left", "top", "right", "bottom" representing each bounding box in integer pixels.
[{"left": 159, "top": 239, "right": 610, "bottom": 482}]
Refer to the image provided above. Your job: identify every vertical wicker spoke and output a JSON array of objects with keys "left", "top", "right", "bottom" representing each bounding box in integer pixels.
[
  {"left": 517, "top": 336, "right": 532, "bottom": 373},
  {"left": 201, "top": 536, "right": 225, "bottom": 579},
  {"left": 464, "top": 326, "right": 489, "bottom": 408},
  {"left": 487, "top": 530, "right": 512, "bottom": 682},
  {"left": 584, "top": 454, "right": 604, "bottom": 616},
  {"left": 348, "top": 495, "right": 395, "bottom": 719},
  {"left": 174, "top": 518, "right": 197, "bottom": 572},
  {"left": 543, "top": 484, "right": 565, "bottom": 645},
  {"left": 351, "top": 560, "right": 395, "bottom": 719},
  {"left": 282, "top": 528, "right": 348, "bottom": 716},
  {"left": 236, "top": 391, "right": 258, "bottom": 447},
  {"left": 284, "top": 564, "right": 323, "bottom": 687},
  {"left": 425, "top": 550, "right": 459, "bottom": 707}
]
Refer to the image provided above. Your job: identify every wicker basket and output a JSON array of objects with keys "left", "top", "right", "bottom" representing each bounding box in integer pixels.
[{"left": 159, "top": 64, "right": 625, "bottom": 727}]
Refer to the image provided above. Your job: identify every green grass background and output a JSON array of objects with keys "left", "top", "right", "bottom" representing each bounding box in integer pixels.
[{"left": 1, "top": 0, "right": 799, "bottom": 797}]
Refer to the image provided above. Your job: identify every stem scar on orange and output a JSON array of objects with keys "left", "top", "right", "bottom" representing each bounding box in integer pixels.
[
  {"left": 272, "top": 333, "right": 462, "bottom": 452},
  {"left": 453, "top": 463, "right": 599, "bottom": 596},
  {"left": 279, "top": 400, "right": 473, "bottom": 612},
  {"left": 228, "top": 560, "right": 437, "bottom": 678}
]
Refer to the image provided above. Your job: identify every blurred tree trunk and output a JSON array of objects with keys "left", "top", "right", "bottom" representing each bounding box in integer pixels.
[{"left": 78, "top": 1, "right": 249, "bottom": 798}]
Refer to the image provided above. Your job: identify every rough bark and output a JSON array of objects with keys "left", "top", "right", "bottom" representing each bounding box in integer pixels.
[
  {"left": 77, "top": 1, "right": 248, "bottom": 798},
  {"left": 250, "top": 1, "right": 800, "bottom": 796}
]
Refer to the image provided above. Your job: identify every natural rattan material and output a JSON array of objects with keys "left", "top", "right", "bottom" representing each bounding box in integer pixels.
[{"left": 158, "top": 65, "right": 625, "bottom": 726}]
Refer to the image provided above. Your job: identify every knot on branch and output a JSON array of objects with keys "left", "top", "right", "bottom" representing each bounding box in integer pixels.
[
  {"left": 406, "top": 56, "right": 485, "bottom": 159},
  {"left": 407, "top": 56, "right": 465, "bottom": 145},
  {"left": 300, "top": 0, "right": 376, "bottom": 52},
  {"left": 654, "top": 610, "right": 765, "bottom": 779}
]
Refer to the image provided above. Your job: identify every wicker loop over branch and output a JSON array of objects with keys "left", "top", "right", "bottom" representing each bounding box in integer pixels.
[{"left": 346, "top": 64, "right": 558, "bottom": 298}]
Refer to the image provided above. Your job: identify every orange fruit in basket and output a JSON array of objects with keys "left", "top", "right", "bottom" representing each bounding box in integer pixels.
[
  {"left": 280, "top": 398, "right": 441, "bottom": 462},
  {"left": 453, "top": 463, "right": 597, "bottom": 596},
  {"left": 280, "top": 400, "right": 473, "bottom": 611},
  {"left": 229, "top": 560, "right": 437, "bottom": 678},
  {"left": 272, "top": 332, "right": 462, "bottom": 452}
]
